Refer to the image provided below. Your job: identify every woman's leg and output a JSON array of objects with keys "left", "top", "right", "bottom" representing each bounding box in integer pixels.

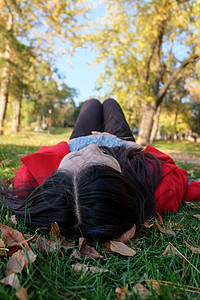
[
  {"left": 103, "top": 98, "right": 135, "bottom": 141},
  {"left": 70, "top": 98, "right": 104, "bottom": 139}
]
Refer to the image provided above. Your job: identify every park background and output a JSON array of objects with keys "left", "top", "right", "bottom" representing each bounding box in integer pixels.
[
  {"left": 0, "top": 1, "right": 200, "bottom": 299},
  {"left": 0, "top": 0, "right": 200, "bottom": 146}
]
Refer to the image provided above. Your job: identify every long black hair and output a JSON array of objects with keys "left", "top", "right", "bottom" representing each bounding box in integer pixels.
[{"left": 0, "top": 145, "right": 162, "bottom": 242}]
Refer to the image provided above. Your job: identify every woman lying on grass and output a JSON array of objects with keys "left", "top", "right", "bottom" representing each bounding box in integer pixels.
[{"left": 0, "top": 98, "right": 200, "bottom": 242}]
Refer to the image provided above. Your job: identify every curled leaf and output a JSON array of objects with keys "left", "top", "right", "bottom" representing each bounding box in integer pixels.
[
  {"left": 119, "top": 224, "right": 136, "bottom": 243},
  {"left": 104, "top": 240, "right": 136, "bottom": 256},
  {"left": 115, "top": 286, "right": 131, "bottom": 300},
  {"left": 184, "top": 240, "right": 200, "bottom": 254},
  {"left": 155, "top": 218, "right": 175, "bottom": 235},
  {"left": 79, "top": 238, "right": 104, "bottom": 260},
  {"left": 193, "top": 214, "right": 200, "bottom": 220},
  {"left": 6, "top": 248, "right": 37, "bottom": 274},
  {"left": 0, "top": 273, "right": 20, "bottom": 290}
]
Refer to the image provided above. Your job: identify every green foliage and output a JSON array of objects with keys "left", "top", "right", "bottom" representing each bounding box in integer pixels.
[
  {"left": 0, "top": 0, "right": 90, "bottom": 131},
  {"left": 82, "top": 0, "right": 200, "bottom": 142}
]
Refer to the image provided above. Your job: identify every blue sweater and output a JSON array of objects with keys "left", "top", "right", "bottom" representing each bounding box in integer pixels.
[{"left": 69, "top": 135, "right": 130, "bottom": 152}]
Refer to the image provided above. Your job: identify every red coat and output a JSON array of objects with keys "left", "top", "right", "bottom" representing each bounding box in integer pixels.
[{"left": 14, "top": 142, "right": 200, "bottom": 213}]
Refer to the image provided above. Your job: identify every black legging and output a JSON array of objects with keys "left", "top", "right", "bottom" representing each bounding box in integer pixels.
[{"left": 70, "top": 98, "right": 135, "bottom": 142}]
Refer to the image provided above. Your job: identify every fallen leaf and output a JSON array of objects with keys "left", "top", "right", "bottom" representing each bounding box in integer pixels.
[
  {"left": 156, "top": 212, "right": 163, "bottom": 225},
  {"left": 144, "top": 221, "right": 154, "bottom": 228},
  {"left": 49, "top": 222, "right": 74, "bottom": 248},
  {"left": 104, "top": 240, "right": 136, "bottom": 256},
  {"left": 132, "top": 283, "right": 151, "bottom": 297},
  {"left": 155, "top": 218, "right": 175, "bottom": 235},
  {"left": 184, "top": 240, "right": 200, "bottom": 254},
  {"left": 70, "top": 249, "right": 81, "bottom": 260},
  {"left": 163, "top": 244, "right": 181, "bottom": 257},
  {"left": 145, "top": 280, "right": 200, "bottom": 295},
  {"left": 115, "top": 286, "right": 131, "bottom": 300},
  {"left": 0, "top": 273, "right": 20, "bottom": 290},
  {"left": 0, "top": 273, "right": 28, "bottom": 300},
  {"left": 15, "top": 287, "right": 28, "bottom": 300},
  {"left": 6, "top": 248, "right": 37, "bottom": 274},
  {"left": 79, "top": 237, "right": 104, "bottom": 260},
  {"left": 168, "top": 222, "right": 183, "bottom": 229},
  {"left": 5, "top": 215, "right": 18, "bottom": 226},
  {"left": 33, "top": 236, "right": 59, "bottom": 254},
  {"left": 0, "top": 223, "right": 29, "bottom": 255},
  {"left": 119, "top": 224, "right": 136, "bottom": 243},
  {"left": 193, "top": 214, "right": 200, "bottom": 220},
  {"left": 0, "top": 238, "right": 5, "bottom": 249},
  {"left": 72, "top": 263, "right": 88, "bottom": 278}
]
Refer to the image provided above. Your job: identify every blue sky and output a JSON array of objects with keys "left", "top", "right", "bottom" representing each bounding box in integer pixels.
[{"left": 56, "top": 49, "right": 105, "bottom": 104}]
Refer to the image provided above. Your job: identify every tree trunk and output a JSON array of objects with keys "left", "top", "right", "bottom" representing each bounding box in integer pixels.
[
  {"left": 11, "top": 98, "right": 22, "bottom": 132},
  {"left": 149, "top": 105, "right": 162, "bottom": 145},
  {"left": 0, "top": 13, "right": 13, "bottom": 135},
  {"left": 137, "top": 100, "right": 156, "bottom": 146},
  {"left": 172, "top": 110, "right": 178, "bottom": 141}
]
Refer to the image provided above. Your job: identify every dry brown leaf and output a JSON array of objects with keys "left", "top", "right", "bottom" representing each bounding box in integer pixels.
[
  {"left": 115, "top": 286, "right": 131, "bottom": 300},
  {"left": 15, "top": 286, "right": 28, "bottom": 300},
  {"left": 119, "top": 224, "right": 136, "bottom": 243},
  {"left": 5, "top": 215, "right": 18, "bottom": 226},
  {"left": 144, "top": 221, "right": 154, "bottom": 228},
  {"left": 72, "top": 262, "right": 108, "bottom": 278},
  {"left": 33, "top": 224, "right": 74, "bottom": 254},
  {"left": 72, "top": 263, "right": 88, "bottom": 278},
  {"left": 105, "top": 240, "right": 136, "bottom": 256},
  {"left": 184, "top": 240, "right": 200, "bottom": 254},
  {"left": 6, "top": 248, "right": 37, "bottom": 274},
  {"left": 0, "top": 238, "right": 5, "bottom": 249},
  {"left": 193, "top": 214, "right": 200, "bottom": 219},
  {"left": 156, "top": 212, "right": 163, "bottom": 225},
  {"left": 168, "top": 222, "right": 183, "bottom": 229},
  {"left": 79, "top": 237, "right": 104, "bottom": 260},
  {"left": 70, "top": 249, "right": 81, "bottom": 260},
  {"left": 132, "top": 283, "right": 151, "bottom": 297},
  {"left": 0, "top": 223, "right": 30, "bottom": 255},
  {"left": 155, "top": 218, "right": 175, "bottom": 235},
  {"left": 0, "top": 273, "right": 28, "bottom": 300},
  {"left": 0, "top": 273, "right": 20, "bottom": 290},
  {"left": 163, "top": 244, "right": 181, "bottom": 257},
  {"left": 145, "top": 279, "right": 200, "bottom": 295},
  {"left": 49, "top": 222, "right": 74, "bottom": 249},
  {"left": 34, "top": 236, "right": 59, "bottom": 253}
]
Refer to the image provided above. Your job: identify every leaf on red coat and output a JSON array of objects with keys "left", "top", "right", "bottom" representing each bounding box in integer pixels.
[
  {"left": 119, "top": 224, "right": 136, "bottom": 243},
  {"left": 79, "top": 237, "right": 104, "bottom": 260}
]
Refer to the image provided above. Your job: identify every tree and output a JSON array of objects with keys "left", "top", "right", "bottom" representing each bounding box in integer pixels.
[
  {"left": 86, "top": 0, "right": 200, "bottom": 145},
  {"left": 0, "top": 0, "right": 89, "bottom": 134}
]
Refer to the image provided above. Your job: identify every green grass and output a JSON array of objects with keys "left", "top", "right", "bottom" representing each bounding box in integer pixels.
[
  {"left": 154, "top": 140, "right": 200, "bottom": 157},
  {"left": 0, "top": 132, "right": 200, "bottom": 299}
]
